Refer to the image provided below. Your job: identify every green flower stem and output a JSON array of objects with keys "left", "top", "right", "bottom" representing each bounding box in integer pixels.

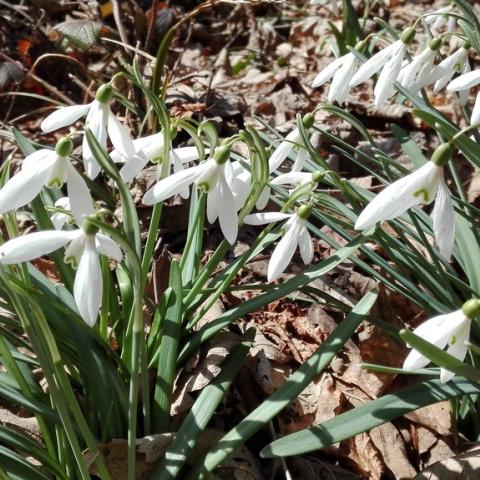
[{"left": 141, "top": 202, "right": 163, "bottom": 283}]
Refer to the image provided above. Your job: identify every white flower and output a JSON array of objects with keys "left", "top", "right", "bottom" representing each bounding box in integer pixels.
[
  {"left": 268, "top": 114, "right": 314, "bottom": 173},
  {"left": 0, "top": 216, "right": 122, "bottom": 326},
  {"left": 0, "top": 138, "right": 92, "bottom": 223},
  {"left": 312, "top": 51, "right": 360, "bottom": 104},
  {"left": 109, "top": 132, "right": 205, "bottom": 185},
  {"left": 41, "top": 84, "right": 135, "bottom": 180},
  {"left": 354, "top": 159, "right": 455, "bottom": 260},
  {"left": 310, "top": 0, "right": 339, "bottom": 16},
  {"left": 400, "top": 40, "right": 442, "bottom": 93},
  {"left": 143, "top": 147, "right": 238, "bottom": 244},
  {"left": 349, "top": 30, "right": 414, "bottom": 107},
  {"left": 244, "top": 206, "right": 314, "bottom": 282},
  {"left": 271, "top": 171, "right": 321, "bottom": 188},
  {"left": 433, "top": 46, "right": 469, "bottom": 92},
  {"left": 448, "top": 68, "right": 480, "bottom": 123},
  {"left": 403, "top": 298, "right": 480, "bottom": 383},
  {"left": 424, "top": 4, "right": 456, "bottom": 33}
]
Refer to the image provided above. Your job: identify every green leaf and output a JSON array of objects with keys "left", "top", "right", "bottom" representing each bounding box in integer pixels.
[
  {"left": 261, "top": 377, "right": 480, "bottom": 457},
  {"left": 191, "top": 291, "right": 378, "bottom": 478},
  {"left": 391, "top": 124, "right": 428, "bottom": 168},
  {"left": 152, "top": 261, "right": 183, "bottom": 432},
  {"left": 55, "top": 20, "right": 102, "bottom": 50},
  {"left": 0, "top": 446, "right": 51, "bottom": 480}
]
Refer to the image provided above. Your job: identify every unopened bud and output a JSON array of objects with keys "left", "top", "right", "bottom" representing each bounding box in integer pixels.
[
  {"left": 302, "top": 113, "right": 315, "bottom": 129},
  {"left": 429, "top": 37, "right": 442, "bottom": 51},
  {"left": 55, "top": 137, "right": 73, "bottom": 157}
]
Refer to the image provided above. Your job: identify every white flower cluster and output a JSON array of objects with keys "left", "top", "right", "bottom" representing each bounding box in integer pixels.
[{"left": 0, "top": 2, "right": 477, "bottom": 382}]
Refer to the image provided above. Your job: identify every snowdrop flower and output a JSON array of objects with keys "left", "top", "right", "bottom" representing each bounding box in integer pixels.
[
  {"left": 424, "top": 4, "right": 456, "bottom": 33},
  {"left": 448, "top": 68, "right": 480, "bottom": 124},
  {"left": 109, "top": 132, "right": 204, "bottom": 185},
  {"left": 143, "top": 146, "right": 238, "bottom": 244},
  {"left": 0, "top": 215, "right": 122, "bottom": 326},
  {"left": 271, "top": 170, "right": 323, "bottom": 188},
  {"left": 310, "top": 0, "right": 339, "bottom": 16},
  {"left": 41, "top": 84, "right": 135, "bottom": 180},
  {"left": 403, "top": 298, "right": 480, "bottom": 383},
  {"left": 349, "top": 27, "right": 416, "bottom": 107},
  {"left": 433, "top": 43, "right": 470, "bottom": 92},
  {"left": 312, "top": 48, "right": 362, "bottom": 104},
  {"left": 400, "top": 38, "right": 442, "bottom": 93},
  {"left": 244, "top": 205, "right": 314, "bottom": 282},
  {"left": 355, "top": 143, "right": 455, "bottom": 261},
  {"left": 0, "top": 137, "right": 91, "bottom": 222},
  {"left": 268, "top": 114, "right": 314, "bottom": 173}
]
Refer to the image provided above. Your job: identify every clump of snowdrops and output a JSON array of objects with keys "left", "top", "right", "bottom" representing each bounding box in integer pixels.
[{"left": 2, "top": 1, "right": 480, "bottom": 478}]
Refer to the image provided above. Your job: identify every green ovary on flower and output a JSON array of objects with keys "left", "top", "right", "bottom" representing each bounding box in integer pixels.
[{"left": 413, "top": 188, "right": 430, "bottom": 203}]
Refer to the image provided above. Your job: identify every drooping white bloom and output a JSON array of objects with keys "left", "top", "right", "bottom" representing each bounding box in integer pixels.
[
  {"left": 271, "top": 170, "right": 322, "bottom": 188},
  {"left": 448, "top": 69, "right": 480, "bottom": 123},
  {"left": 433, "top": 46, "right": 469, "bottom": 92},
  {"left": 109, "top": 132, "right": 204, "bottom": 185},
  {"left": 244, "top": 206, "right": 314, "bottom": 282},
  {"left": 0, "top": 215, "right": 122, "bottom": 326},
  {"left": 41, "top": 84, "right": 135, "bottom": 180},
  {"left": 349, "top": 38, "right": 409, "bottom": 107},
  {"left": 355, "top": 159, "right": 455, "bottom": 260},
  {"left": 143, "top": 146, "right": 238, "bottom": 244},
  {"left": 403, "top": 298, "right": 480, "bottom": 383},
  {"left": 0, "top": 138, "right": 92, "bottom": 223},
  {"left": 312, "top": 51, "right": 360, "bottom": 104},
  {"left": 400, "top": 39, "right": 442, "bottom": 93},
  {"left": 424, "top": 4, "right": 456, "bottom": 33},
  {"left": 268, "top": 114, "right": 314, "bottom": 173}
]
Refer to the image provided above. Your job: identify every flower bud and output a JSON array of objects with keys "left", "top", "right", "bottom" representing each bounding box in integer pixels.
[
  {"left": 462, "top": 299, "right": 480, "bottom": 319},
  {"left": 400, "top": 27, "right": 415, "bottom": 45},
  {"left": 302, "top": 113, "right": 315, "bottom": 129},
  {"left": 429, "top": 37, "right": 442, "bottom": 51},
  {"left": 431, "top": 143, "right": 453, "bottom": 167},
  {"left": 213, "top": 145, "right": 231, "bottom": 165},
  {"left": 95, "top": 83, "right": 114, "bottom": 103},
  {"left": 82, "top": 217, "right": 100, "bottom": 236},
  {"left": 55, "top": 137, "right": 73, "bottom": 157},
  {"left": 297, "top": 205, "right": 312, "bottom": 220}
]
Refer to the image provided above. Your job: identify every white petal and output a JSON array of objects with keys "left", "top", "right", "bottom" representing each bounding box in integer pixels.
[
  {"left": 272, "top": 172, "right": 312, "bottom": 186},
  {"left": 64, "top": 233, "right": 86, "bottom": 267},
  {"left": 119, "top": 153, "right": 150, "bottom": 183},
  {"left": 328, "top": 53, "right": 357, "bottom": 104},
  {"left": 459, "top": 60, "right": 471, "bottom": 106},
  {"left": 349, "top": 41, "right": 399, "bottom": 87},
  {"left": 243, "top": 212, "right": 292, "bottom": 225},
  {"left": 22, "top": 149, "right": 56, "bottom": 171},
  {"left": 447, "top": 69, "right": 480, "bottom": 92},
  {"left": 269, "top": 129, "right": 301, "bottom": 172},
  {"left": 95, "top": 234, "right": 122, "bottom": 262},
  {"left": 107, "top": 111, "right": 136, "bottom": 159},
  {"left": 298, "top": 225, "right": 314, "bottom": 264},
  {"left": 195, "top": 159, "right": 221, "bottom": 190},
  {"left": 41, "top": 104, "right": 91, "bottom": 133},
  {"left": 173, "top": 146, "right": 203, "bottom": 164},
  {"left": 292, "top": 148, "right": 310, "bottom": 172},
  {"left": 206, "top": 182, "right": 219, "bottom": 224},
  {"left": 83, "top": 101, "right": 108, "bottom": 179},
  {"left": 432, "top": 180, "right": 455, "bottom": 261},
  {"left": 255, "top": 185, "right": 271, "bottom": 210},
  {"left": 143, "top": 164, "right": 204, "bottom": 205},
  {"left": 171, "top": 150, "right": 189, "bottom": 199},
  {"left": 217, "top": 173, "right": 238, "bottom": 244},
  {"left": 354, "top": 162, "right": 443, "bottom": 230},
  {"left": 0, "top": 230, "right": 79, "bottom": 264},
  {"left": 74, "top": 236, "right": 102, "bottom": 326},
  {"left": 267, "top": 217, "right": 302, "bottom": 282},
  {"left": 51, "top": 212, "right": 69, "bottom": 230},
  {"left": 374, "top": 43, "right": 405, "bottom": 107},
  {"left": 133, "top": 132, "right": 165, "bottom": 160},
  {"left": 312, "top": 55, "right": 344, "bottom": 88},
  {"left": 0, "top": 154, "right": 56, "bottom": 214},
  {"left": 471, "top": 92, "right": 480, "bottom": 125},
  {"left": 433, "top": 48, "right": 467, "bottom": 92},
  {"left": 441, "top": 320, "right": 471, "bottom": 382},
  {"left": 66, "top": 163, "right": 94, "bottom": 225}
]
